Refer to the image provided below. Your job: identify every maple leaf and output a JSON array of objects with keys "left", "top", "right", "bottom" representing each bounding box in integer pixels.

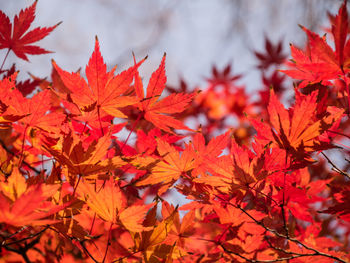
[
  {"left": 53, "top": 38, "right": 145, "bottom": 119},
  {"left": 137, "top": 203, "right": 177, "bottom": 260},
  {"left": 331, "top": 0, "right": 348, "bottom": 68},
  {"left": 0, "top": 1, "right": 60, "bottom": 61},
  {"left": 161, "top": 201, "right": 195, "bottom": 250},
  {"left": 281, "top": 2, "right": 350, "bottom": 89},
  {"left": 321, "top": 185, "right": 350, "bottom": 222},
  {"left": 42, "top": 132, "right": 126, "bottom": 180},
  {"left": 0, "top": 73, "right": 27, "bottom": 127},
  {"left": 252, "top": 89, "right": 344, "bottom": 162},
  {"left": 0, "top": 72, "right": 65, "bottom": 135},
  {"left": 191, "top": 131, "right": 230, "bottom": 176},
  {"left": 195, "top": 138, "right": 284, "bottom": 195},
  {"left": 136, "top": 138, "right": 195, "bottom": 190},
  {"left": 206, "top": 64, "right": 242, "bottom": 87},
  {"left": 0, "top": 170, "right": 66, "bottom": 227},
  {"left": 254, "top": 37, "right": 286, "bottom": 69},
  {"left": 136, "top": 128, "right": 183, "bottom": 155},
  {"left": 281, "top": 43, "right": 339, "bottom": 89},
  {"left": 0, "top": 167, "right": 27, "bottom": 201},
  {"left": 134, "top": 54, "right": 196, "bottom": 133},
  {"left": 2, "top": 64, "right": 41, "bottom": 97},
  {"left": 78, "top": 178, "right": 152, "bottom": 232}
]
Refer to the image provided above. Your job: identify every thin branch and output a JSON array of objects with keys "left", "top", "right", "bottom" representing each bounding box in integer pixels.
[
  {"left": 1, "top": 226, "right": 28, "bottom": 241},
  {"left": 112, "top": 249, "right": 142, "bottom": 262},
  {"left": 80, "top": 240, "right": 100, "bottom": 263},
  {"left": 235, "top": 203, "right": 347, "bottom": 263},
  {"left": 321, "top": 152, "right": 350, "bottom": 180},
  {"left": 220, "top": 243, "right": 319, "bottom": 263},
  {"left": 214, "top": 195, "right": 348, "bottom": 263},
  {"left": 102, "top": 223, "right": 113, "bottom": 263},
  {"left": 1, "top": 226, "right": 49, "bottom": 263},
  {"left": 326, "top": 129, "right": 350, "bottom": 140},
  {"left": 0, "top": 48, "right": 10, "bottom": 72},
  {"left": 72, "top": 174, "right": 82, "bottom": 196},
  {"left": 4, "top": 244, "right": 31, "bottom": 263},
  {"left": 2, "top": 226, "right": 49, "bottom": 247},
  {"left": 281, "top": 151, "right": 289, "bottom": 238}
]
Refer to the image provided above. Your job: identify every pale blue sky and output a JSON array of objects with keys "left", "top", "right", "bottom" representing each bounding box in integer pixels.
[{"left": 0, "top": 0, "right": 340, "bottom": 92}]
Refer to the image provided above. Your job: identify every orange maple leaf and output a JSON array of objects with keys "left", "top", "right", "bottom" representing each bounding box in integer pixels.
[
  {"left": 191, "top": 131, "right": 230, "bottom": 176},
  {"left": 0, "top": 73, "right": 65, "bottom": 133},
  {"left": 136, "top": 139, "right": 195, "bottom": 189},
  {"left": 0, "top": 73, "right": 27, "bottom": 127},
  {"left": 194, "top": 139, "right": 280, "bottom": 194},
  {"left": 43, "top": 132, "right": 125, "bottom": 180},
  {"left": 53, "top": 38, "right": 145, "bottom": 119},
  {"left": 78, "top": 178, "right": 152, "bottom": 232},
  {"left": 0, "top": 169, "right": 65, "bottom": 227}
]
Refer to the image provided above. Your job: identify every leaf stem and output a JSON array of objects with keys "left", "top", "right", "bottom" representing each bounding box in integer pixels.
[
  {"left": 97, "top": 106, "right": 104, "bottom": 136},
  {"left": 119, "top": 113, "right": 142, "bottom": 154},
  {"left": 102, "top": 223, "right": 113, "bottom": 263},
  {"left": 72, "top": 174, "right": 82, "bottom": 196},
  {"left": 18, "top": 125, "right": 29, "bottom": 170},
  {"left": 0, "top": 48, "right": 10, "bottom": 73},
  {"left": 80, "top": 240, "right": 99, "bottom": 263}
]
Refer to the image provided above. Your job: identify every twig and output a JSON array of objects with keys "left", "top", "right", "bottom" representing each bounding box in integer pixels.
[
  {"left": 281, "top": 151, "right": 289, "bottom": 238},
  {"left": 4, "top": 244, "right": 31, "bottom": 263},
  {"left": 214, "top": 195, "right": 348, "bottom": 263},
  {"left": 80, "top": 240, "right": 100, "bottom": 263},
  {"left": 72, "top": 174, "right": 82, "bottom": 196},
  {"left": 221, "top": 243, "right": 319, "bottom": 262},
  {"left": 1, "top": 226, "right": 49, "bottom": 247},
  {"left": 326, "top": 130, "right": 350, "bottom": 140},
  {"left": 0, "top": 48, "right": 10, "bottom": 72},
  {"left": 1, "top": 226, "right": 49, "bottom": 263},
  {"left": 321, "top": 152, "right": 350, "bottom": 180},
  {"left": 102, "top": 223, "right": 113, "bottom": 263},
  {"left": 235, "top": 203, "right": 347, "bottom": 263}
]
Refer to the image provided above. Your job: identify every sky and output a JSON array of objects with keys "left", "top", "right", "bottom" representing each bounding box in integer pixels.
[{"left": 0, "top": 0, "right": 341, "bottom": 93}]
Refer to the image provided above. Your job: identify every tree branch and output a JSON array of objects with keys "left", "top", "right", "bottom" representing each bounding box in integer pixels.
[{"left": 321, "top": 152, "right": 350, "bottom": 180}]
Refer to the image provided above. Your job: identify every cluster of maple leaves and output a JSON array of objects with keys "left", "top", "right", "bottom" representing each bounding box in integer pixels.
[{"left": 0, "top": 1, "right": 350, "bottom": 262}]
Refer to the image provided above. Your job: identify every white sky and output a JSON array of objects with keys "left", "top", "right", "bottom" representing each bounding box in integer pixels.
[{"left": 0, "top": 0, "right": 340, "bottom": 92}]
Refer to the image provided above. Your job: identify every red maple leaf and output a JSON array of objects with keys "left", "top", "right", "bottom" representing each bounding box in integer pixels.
[
  {"left": 252, "top": 89, "right": 344, "bottom": 164},
  {"left": 254, "top": 37, "right": 286, "bottom": 69},
  {"left": 134, "top": 54, "right": 196, "bottom": 133},
  {"left": 0, "top": 1, "right": 60, "bottom": 61}
]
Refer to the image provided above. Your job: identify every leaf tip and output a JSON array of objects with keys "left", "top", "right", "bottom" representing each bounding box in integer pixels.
[{"left": 298, "top": 24, "right": 305, "bottom": 31}]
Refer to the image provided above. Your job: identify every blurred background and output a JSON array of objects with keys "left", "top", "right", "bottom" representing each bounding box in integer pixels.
[{"left": 0, "top": 0, "right": 343, "bottom": 92}]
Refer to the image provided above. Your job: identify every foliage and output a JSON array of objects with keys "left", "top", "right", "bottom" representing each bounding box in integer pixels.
[{"left": 0, "top": 1, "right": 350, "bottom": 262}]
